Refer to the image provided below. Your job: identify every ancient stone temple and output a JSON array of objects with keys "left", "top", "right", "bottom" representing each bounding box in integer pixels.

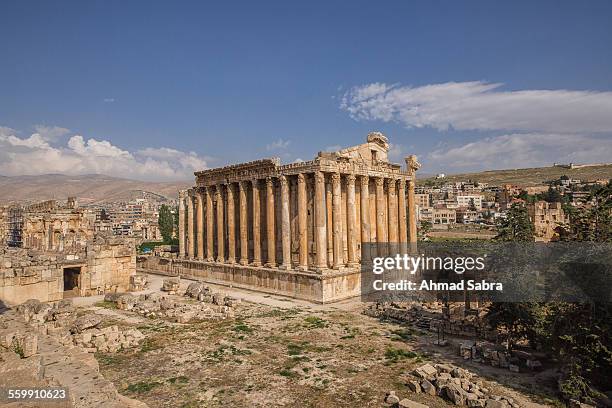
[{"left": 168, "top": 132, "right": 419, "bottom": 303}]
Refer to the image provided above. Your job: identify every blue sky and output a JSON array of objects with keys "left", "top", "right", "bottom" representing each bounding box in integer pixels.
[{"left": 1, "top": 1, "right": 612, "bottom": 180}]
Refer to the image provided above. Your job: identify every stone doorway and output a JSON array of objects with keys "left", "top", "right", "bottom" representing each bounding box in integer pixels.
[{"left": 63, "top": 267, "right": 81, "bottom": 298}]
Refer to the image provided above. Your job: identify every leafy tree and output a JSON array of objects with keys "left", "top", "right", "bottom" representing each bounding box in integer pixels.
[
  {"left": 488, "top": 183, "right": 612, "bottom": 403},
  {"left": 418, "top": 220, "right": 432, "bottom": 239},
  {"left": 494, "top": 203, "right": 534, "bottom": 242},
  {"left": 542, "top": 186, "right": 562, "bottom": 203},
  {"left": 158, "top": 204, "right": 175, "bottom": 244},
  {"left": 559, "top": 183, "right": 611, "bottom": 242},
  {"left": 486, "top": 303, "right": 538, "bottom": 351}
]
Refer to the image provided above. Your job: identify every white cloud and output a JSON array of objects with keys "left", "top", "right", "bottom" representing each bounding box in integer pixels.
[
  {"left": 266, "top": 138, "right": 290, "bottom": 151},
  {"left": 340, "top": 81, "right": 612, "bottom": 133},
  {"left": 0, "top": 127, "right": 207, "bottom": 181},
  {"left": 33, "top": 125, "right": 70, "bottom": 141},
  {"left": 428, "top": 133, "right": 612, "bottom": 171}
]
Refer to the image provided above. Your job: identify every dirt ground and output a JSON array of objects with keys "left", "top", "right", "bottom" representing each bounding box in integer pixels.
[{"left": 91, "top": 276, "right": 561, "bottom": 408}]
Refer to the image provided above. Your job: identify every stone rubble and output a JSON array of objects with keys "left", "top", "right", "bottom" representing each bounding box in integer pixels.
[
  {"left": 0, "top": 307, "right": 148, "bottom": 408},
  {"left": 367, "top": 302, "right": 545, "bottom": 374},
  {"left": 8, "top": 298, "right": 147, "bottom": 354},
  {"left": 386, "top": 363, "right": 522, "bottom": 408},
  {"left": 104, "top": 282, "right": 238, "bottom": 322}
]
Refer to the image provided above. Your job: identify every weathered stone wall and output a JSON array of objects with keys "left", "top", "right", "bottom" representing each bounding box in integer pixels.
[
  {"left": 0, "top": 235, "right": 136, "bottom": 305},
  {"left": 0, "top": 249, "right": 64, "bottom": 305},
  {"left": 138, "top": 255, "right": 361, "bottom": 303},
  {"left": 80, "top": 235, "right": 136, "bottom": 296}
]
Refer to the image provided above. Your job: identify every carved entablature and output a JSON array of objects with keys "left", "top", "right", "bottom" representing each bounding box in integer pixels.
[{"left": 192, "top": 134, "right": 415, "bottom": 187}]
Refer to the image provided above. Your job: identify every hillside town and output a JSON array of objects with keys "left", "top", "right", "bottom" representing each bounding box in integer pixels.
[{"left": 415, "top": 174, "right": 610, "bottom": 242}]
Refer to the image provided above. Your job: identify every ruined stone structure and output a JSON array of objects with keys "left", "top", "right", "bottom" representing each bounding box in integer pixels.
[
  {"left": 0, "top": 234, "right": 136, "bottom": 305},
  {"left": 146, "top": 133, "right": 418, "bottom": 303},
  {"left": 527, "top": 201, "right": 568, "bottom": 242},
  {"left": 1, "top": 198, "right": 96, "bottom": 250}
]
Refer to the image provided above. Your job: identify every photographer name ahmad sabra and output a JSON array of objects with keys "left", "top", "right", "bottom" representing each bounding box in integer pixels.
[
  {"left": 370, "top": 254, "right": 503, "bottom": 292},
  {"left": 372, "top": 279, "right": 503, "bottom": 292}
]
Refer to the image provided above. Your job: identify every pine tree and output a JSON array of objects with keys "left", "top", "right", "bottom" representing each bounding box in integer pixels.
[{"left": 494, "top": 203, "right": 534, "bottom": 242}]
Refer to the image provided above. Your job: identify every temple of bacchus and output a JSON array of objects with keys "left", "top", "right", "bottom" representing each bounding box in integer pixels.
[{"left": 147, "top": 132, "right": 419, "bottom": 303}]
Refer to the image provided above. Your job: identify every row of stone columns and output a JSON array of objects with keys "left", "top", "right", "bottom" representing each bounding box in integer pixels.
[{"left": 179, "top": 172, "right": 416, "bottom": 270}]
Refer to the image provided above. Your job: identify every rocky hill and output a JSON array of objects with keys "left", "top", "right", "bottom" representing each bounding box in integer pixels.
[
  {"left": 420, "top": 163, "right": 612, "bottom": 187},
  {"left": 0, "top": 174, "right": 190, "bottom": 204}
]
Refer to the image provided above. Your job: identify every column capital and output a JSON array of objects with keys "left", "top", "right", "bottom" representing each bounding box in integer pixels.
[
  {"left": 279, "top": 174, "right": 288, "bottom": 187},
  {"left": 252, "top": 179, "right": 260, "bottom": 188},
  {"left": 266, "top": 176, "right": 274, "bottom": 187},
  {"left": 297, "top": 173, "right": 306, "bottom": 184},
  {"left": 331, "top": 172, "right": 341, "bottom": 184},
  {"left": 346, "top": 174, "right": 356, "bottom": 183},
  {"left": 374, "top": 177, "right": 384, "bottom": 187},
  {"left": 314, "top": 171, "right": 325, "bottom": 184},
  {"left": 238, "top": 180, "right": 248, "bottom": 192},
  {"left": 398, "top": 178, "right": 406, "bottom": 188},
  {"left": 360, "top": 175, "right": 369, "bottom": 187}
]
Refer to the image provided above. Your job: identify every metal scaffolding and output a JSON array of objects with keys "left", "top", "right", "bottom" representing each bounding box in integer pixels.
[{"left": 7, "top": 205, "right": 23, "bottom": 247}]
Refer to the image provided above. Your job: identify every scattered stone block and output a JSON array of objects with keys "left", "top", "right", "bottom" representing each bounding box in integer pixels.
[
  {"left": 451, "top": 367, "right": 468, "bottom": 378},
  {"left": 162, "top": 278, "right": 180, "bottom": 294},
  {"left": 129, "top": 274, "right": 148, "bottom": 291},
  {"left": 420, "top": 379, "right": 436, "bottom": 396},
  {"left": 385, "top": 391, "right": 400, "bottom": 404},
  {"left": 414, "top": 363, "right": 437, "bottom": 380},
  {"left": 70, "top": 314, "right": 102, "bottom": 334},
  {"left": 407, "top": 380, "right": 421, "bottom": 393},
  {"left": 468, "top": 399, "right": 486, "bottom": 407},
  {"left": 435, "top": 363, "right": 454, "bottom": 373},
  {"left": 443, "top": 384, "right": 467, "bottom": 405}
]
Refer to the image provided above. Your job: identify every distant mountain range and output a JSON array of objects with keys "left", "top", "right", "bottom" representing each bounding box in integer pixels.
[{"left": 0, "top": 174, "right": 191, "bottom": 204}]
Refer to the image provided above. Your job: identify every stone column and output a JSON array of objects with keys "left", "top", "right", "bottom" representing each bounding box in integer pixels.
[
  {"left": 346, "top": 174, "right": 357, "bottom": 266},
  {"left": 359, "top": 176, "right": 371, "bottom": 261},
  {"left": 405, "top": 155, "right": 420, "bottom": 246},
  {"left": 252, "top": 180, "right": 262, "bottom": 266},
  {"left": 205, "top": 187, "right": 214, "bottom": 261},
  {"left": 239, "top": 181, "right": 248, "bottom": 265},
  {"left": 196, "top": 190, "right": 205, "bottom": 259},
  {"left": 331, "top": 173, "right": 343, "bottom": 269},
  {"left": 215, "top": 185, "right": 225, "bottom": 262},
  {"left": 297, "top": 173, "right": 308, "bottom": 270},
  {"left": 227, "top": 183, "right": 236, "bottom": 264},
  {"left": 398, "top": 179, "right": 408, "bottom": 245},
  {"left": 408, "top": 179, "right": 417, "bottom": 244},
  {"left": 280, "top": 175, "right": 291, "bottom": 269},
  {"left": 375, "top": 177, "right": 386, "bottom": 255},
  {"left": 325, "top": 179, "right": 334, "bottom": 267},
  {"left": 388, "top": 178, "right": 398, "bottom": 243},
  {"left": 265, "top": 177, "right": 276, "bottom": 267},
  {"left": 187, "top": 193, "right": 195, "bottom": 258},
  {"left": 178, "top": 191, "right": 186, "bottom": 257},
  {"left": 314, "top": 171, "right": 327, "bottom": 270}
]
